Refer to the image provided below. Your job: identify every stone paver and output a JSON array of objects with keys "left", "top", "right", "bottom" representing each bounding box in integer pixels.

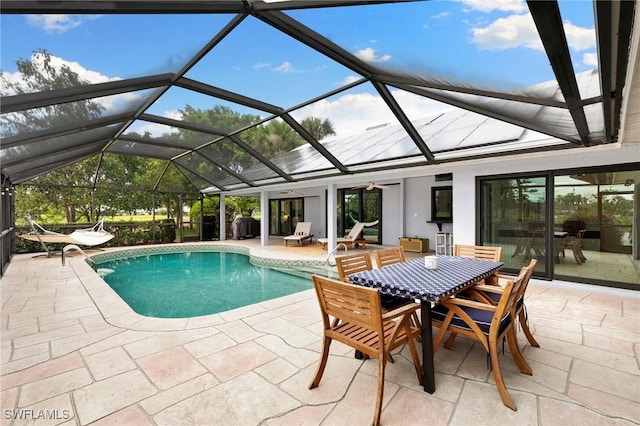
[{"left": 1, "top": 242, "right": 639, "bottom": 425}]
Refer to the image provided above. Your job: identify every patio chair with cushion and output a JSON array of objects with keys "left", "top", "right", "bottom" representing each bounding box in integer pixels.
[
  {"left": 283, "top": 222, "right": 313, "bottom": 246},
  {"left": 308, "top": 274, "right": 422, "bottom": 426},
  {"left": 318, "top": 221, "right": 365, "bottom": 249},
  {"left": 431, "top": 268, "right": 532, "bottom": 410},
  {"left": 487, "top": 259, "right": 539, "bottom": 348}
]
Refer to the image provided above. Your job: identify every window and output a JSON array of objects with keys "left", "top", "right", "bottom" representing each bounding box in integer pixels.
[{"left": 431, "top": 186, "right": 453, "bottom": 223}]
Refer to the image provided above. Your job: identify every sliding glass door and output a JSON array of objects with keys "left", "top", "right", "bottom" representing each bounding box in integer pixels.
[
  {"left": 269, "top": 198, "right": 303, "bottom": 236},
  {"left": 337, "top": 188, "right": 382, "bottom": 243},
  {"left": 479, "top": 165, "right": 639, "bottom": 289},
  {"left": 479, "top": 175, "right": 549, "bottom": 277},
  {"left": 553, "top": 171, "right": 638, "bottom": 287}
]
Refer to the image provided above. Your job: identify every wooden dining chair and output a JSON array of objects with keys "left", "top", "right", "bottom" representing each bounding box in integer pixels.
[
  {"left": 481, "top": 259, "right": 539, "bottom": 348},
  {"left": 445, "top": 258, "right": 540, "bottom": 349},
  {"left": 373, "top": 246, "right": 406, "bottom": 268},
  {"left": 454, "top": 244, "right": 502, "bottom": 261},
  {"left": 452, "top": 244, "right": 502, "bottom": 291},
  {"left": 431, "top": 268, "right": 532, "bottom": 410},
  {"left": 335, "top": 252, "right": 373, "bottom": 282},
  {"left": 309, "top": 275, "right": 422, "bottom": 426},
  {"left": 335, "top": 251, "right": 419, "bottom": 345},
  {"left": 373, "top": 246, "right": 421, "bottom": 331}
]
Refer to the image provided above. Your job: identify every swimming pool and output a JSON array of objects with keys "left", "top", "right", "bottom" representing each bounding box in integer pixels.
[{"left": 97, "top": 250, "right": 314, "bottom": 318}]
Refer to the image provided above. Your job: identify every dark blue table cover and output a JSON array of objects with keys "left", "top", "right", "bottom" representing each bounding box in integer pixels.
[{"left": 348, "top": 255, "right": 503, "bottom": 302}]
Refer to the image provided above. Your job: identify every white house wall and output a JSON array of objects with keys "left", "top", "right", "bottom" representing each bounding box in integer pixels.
[{"left": 445, "top": 142, "right": 640, "bottom": 247}]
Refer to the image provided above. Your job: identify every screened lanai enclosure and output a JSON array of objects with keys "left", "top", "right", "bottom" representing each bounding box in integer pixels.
[{"left": 1, "top": 1, "right": 639, "bottom": 288}]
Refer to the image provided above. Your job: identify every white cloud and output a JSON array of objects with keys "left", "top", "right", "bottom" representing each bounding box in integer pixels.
[
  {"left": 432, "top": 11, "right": 451, "bottom": 19},
  {"left": 26, "top": 14, "right": 100, "bottom": 33},
  {"left": 583, "top": 52, "right": 598, "bottom": 67},
  {"left": 460, "top": 0, "right": 526, "bottom": 13},
  {"left": 471, "top": 13, "right": 543, "bottom": 51},
  {"left": 341, "top": 75, "right": 363, "bottom": 85},
  {"left": 43, "top": 53, "right": 117, "bottom": 85},
  {"left": 354, "top": 47, "right": 391, "bottom": 63},
  {"left": 564, "top": 21, "right": 596, "bottom": 51},
  {"left": 292, "top": 89, "right": 451, "bottom": 137},
  {"left": 129, "top": 121, "right": 178, "bottom": 138},
  {"left": 467, "top": 8, "right": 594, "bottom": 55},
  {"left": 128, "top": 111, "right": 183, "bottom": 137},
  {"left": 275, "top": 61, "right": 293, "bottom": 73},
  {"left": 1, "top": 52, "right": 119, "bottom": 95},
  {"left": 165, "top": 110, "right": 184, "bottom": 121},
  {"left": 253, "top": 62, "right": 271, "bottom": 70},
  {"left": 0, "top": 52, "right": 148, "bottom": 117}
]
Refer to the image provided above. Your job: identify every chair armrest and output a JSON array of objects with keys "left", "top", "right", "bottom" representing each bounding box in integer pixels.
[
  {"left": 483, "top": 273, "right": 515, "bottom": 287},
  {"left": 381, "top": 301, "right": 420, "bottom": 320},
  {"left": 443, "top": 296, "right": 498, "bottom": 312},
  {"left": 473, "top": 284, "right": 505, "bottom": 294}
]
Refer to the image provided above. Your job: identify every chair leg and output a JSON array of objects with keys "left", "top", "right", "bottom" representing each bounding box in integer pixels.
[
  {"left": 406, "top": 329, "right": 423, "bottom": 386},
  {"left": 309, "top": 337, "right": 332, "bottom": 389},
  {"left": 432, "top": 311, "right": 455, "bottom": 353},
  {"left": 443, "top": 332, "right": 457, "bottom": 349},
  {"left": 373, "top": 358, "right": 386, "bottom": 426},
  {"left": 488, "top": 342, "right": 517, "bottom": 411},
  {"left": 577, "top": 248, "right": 587, "bottom": 263},
  {"left": 411, "top": 312, "right": 421, "bottom": 341},
  {"left": 506, "top": 328, "right": 532, "bottom": 375},
  {"left": 519, "top": 309, "right": 540, "bottom": 348},
  {"left": 572, "top": 248, "right": 583, "bottom": 264}
]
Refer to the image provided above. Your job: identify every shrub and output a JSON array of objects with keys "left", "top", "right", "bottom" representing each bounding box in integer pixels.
[{"left": 13, "top": 219, "right": 177, "bottom": 254}]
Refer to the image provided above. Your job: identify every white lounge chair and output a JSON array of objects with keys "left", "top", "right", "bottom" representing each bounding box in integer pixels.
[
  {"left": 318, "top": 221, "right": 366, "bottom": 249},
  {"left": 20, "top": 216, "right": 115, "bottom": 257},
  {"left": 283, "top": 222, "right": 313, "bottom": 246}
]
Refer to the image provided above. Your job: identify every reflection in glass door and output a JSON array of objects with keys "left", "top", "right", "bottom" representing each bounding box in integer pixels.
[
  {"left": 337, "top": 188, "right": 382, "bottom": 243},
  {"left": 554, "top": 172, "right": 638, "bottom": 287},
  {"left": 479, "top": 176, "right": 549, "bottom": 276},
  {"left": 480, "top": 169, "right": 638, "bottom": 288},
  {"left": 269, "top": 198, "right": 303, "bottom": 236}
]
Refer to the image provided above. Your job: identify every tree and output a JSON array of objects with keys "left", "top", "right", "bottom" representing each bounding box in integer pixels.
[
  {"left": 4, "top": 50, "right": 106, "bottom": 223},
  {"left": 1, "top": 49, "right": 104, "bottom": 136},
  {"left": 226, "top": 196, "right": 260, "bottom": 218},
  {"left": 5, "top": 51, "right": 336, "bottom": 223},
  {"left": 300, "top": 116, "right": 336, "bottom": 141}
]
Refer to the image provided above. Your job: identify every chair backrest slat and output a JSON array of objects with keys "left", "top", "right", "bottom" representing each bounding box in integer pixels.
[
  {"left": 335, "top": 253, "right": 373, "bottom": 282},
  {"left": 313, "top": 275, "right": 382, "bottom": 332},
  {"left": 491, "top": 271, "right": 525, "bottom": 333},
  {"left": 454, "top": 244, "right": 502, "bottom": 261},
  {"left": 514, "top": 258, "right": 537, "bottom": 304},
  {"left": 374, "top": 246, "right": 406, "bottom": 268}
]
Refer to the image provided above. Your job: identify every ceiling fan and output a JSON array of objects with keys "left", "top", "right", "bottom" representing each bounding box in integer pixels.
[
  {"left": 278, "top": 189, "right": 304, "bottom": 196},
  {"left": 355, "top": 181, "right": 391, "bottom": 190}
]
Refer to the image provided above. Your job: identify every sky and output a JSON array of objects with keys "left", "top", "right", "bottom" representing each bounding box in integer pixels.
[{"left": 1, "top": 0, "right": 597, "bottom": 138}]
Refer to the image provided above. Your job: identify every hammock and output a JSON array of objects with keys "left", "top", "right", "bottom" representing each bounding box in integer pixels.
[{"left": 20, "top": 216, "right": 114, "bottom": 257}]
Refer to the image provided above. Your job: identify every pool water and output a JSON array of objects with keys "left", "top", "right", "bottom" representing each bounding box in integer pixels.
[{"left": 98, "top": 251, "right": 312, "bottom": 318}]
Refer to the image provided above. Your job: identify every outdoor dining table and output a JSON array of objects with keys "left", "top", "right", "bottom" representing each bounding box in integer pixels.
[{"left": 348, "top": 255, "right": 503, "bottom": 393}]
